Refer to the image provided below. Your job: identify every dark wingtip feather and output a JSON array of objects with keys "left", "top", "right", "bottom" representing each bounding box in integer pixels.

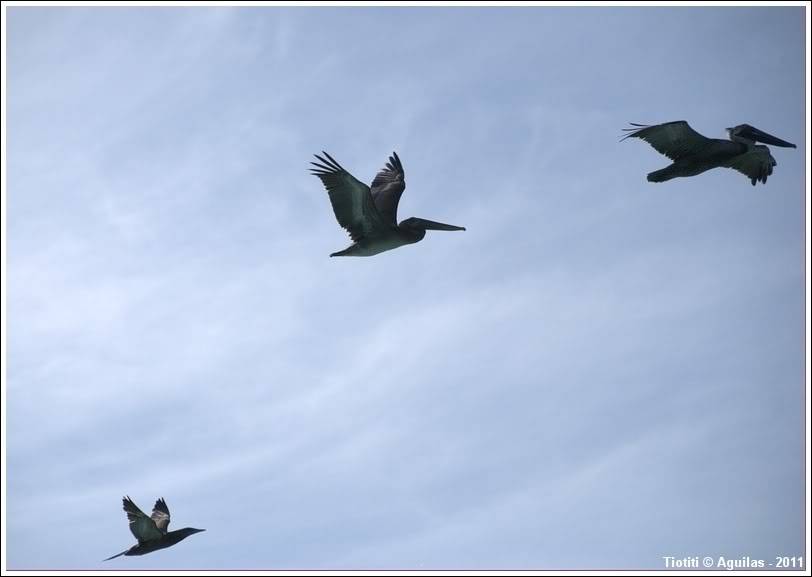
[
  {"left": 321, "top": 151, "right": 344, "bottom": 171},
  {"left": 620, "top": 123, "right": 649, "bottom": 142},
  {"left": 310, "top": 160, "right": 335, "bottom": 172},
  {"left": 312, "top": 153, "right": 343, "bottom": 173},
  {"left": 313, "top": 154, "right": 332, "bottom": 167}
]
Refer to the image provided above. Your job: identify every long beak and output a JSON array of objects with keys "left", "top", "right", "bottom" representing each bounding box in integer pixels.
[
  {"left": 423, "top": 221, "right": 466, "bottom": 231},
  {"left": 103, "top": 550, "right": 128, "bottom": 562},
  {"left": 741, "top": 125, "right": 796, "bottom": 148},
  {"left": 404, "top": 217, "right": 466, "bottom": 231}
]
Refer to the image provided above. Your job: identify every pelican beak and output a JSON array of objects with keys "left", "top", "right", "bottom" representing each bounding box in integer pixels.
[
  {"left": 418, "top": 219, "right": 466, "bottom": 231},
  {"left": 747, "top": 126, "right": 796, "bottom": 148}
]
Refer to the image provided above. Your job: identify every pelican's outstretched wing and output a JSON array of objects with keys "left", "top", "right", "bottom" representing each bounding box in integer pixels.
[
  {"left": 622, "top": 121, "right": 712, "bottom": 160},
  {"left": 123, "top": 496, "right": 163, "bottom": 543},
  {"left": 370, "top": 152, "right": 406, "bottom": 225},
  {"left": 151, "top": 498, "right": 171, "bottom": 534},
  {"left": 310, "top": 152, "right": 389, "bottom": 241},
  {"left": 723, "top": 146, "right": 776, "bottom": 186}
]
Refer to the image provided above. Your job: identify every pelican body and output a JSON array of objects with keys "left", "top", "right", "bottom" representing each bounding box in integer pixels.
[
  {"left": 328, "top": 218, "right": 441, "bottom": 257},
  {"left": 104, "top": 496, "right": 205, "bottom": 561},
  {"left": 623, "top": 121, "right": 796, "bottom": 186},
  {"left": 310, "top": 151, "right": 465, "bottom": 257}
]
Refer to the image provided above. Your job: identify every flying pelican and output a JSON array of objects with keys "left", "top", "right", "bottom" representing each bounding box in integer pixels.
[
  {"left": 104, "top": 496, "right": 205, "bottom": 561},
  {"left": 622, "top": 121, "right": 796, "bottom": 185},
  {"left": 310, "top": 151, "right": 466, "bottom": 257}
]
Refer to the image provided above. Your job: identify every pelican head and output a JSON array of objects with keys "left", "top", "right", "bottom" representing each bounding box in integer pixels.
[
  {"left": 727, "top": 124, "right": 796, "bottom": 148},
  {"left": 399, "top": 217, "right": 466, "bottom": 241},
  {"left": 175, "top": 527, "right": 206, "bottom": 541}
]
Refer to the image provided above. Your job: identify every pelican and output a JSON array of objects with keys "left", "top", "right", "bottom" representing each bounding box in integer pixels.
[
  {"left": 310, "top": 151, "right": 466, "bottom": 257},
  {"left": 104, "top": 496, "right": 205, "bottom": 561},
  {"left": 622, "top": 121, "right": 796, "bottom": 185}
]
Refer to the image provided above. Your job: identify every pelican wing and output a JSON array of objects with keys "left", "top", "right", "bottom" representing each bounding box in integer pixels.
[
  {"left": 370, "top": 152, "right": 406, "bottom": 225},
  {"left": 723, "top": 146, "right": 775, "bottom": 186},
  {"left": 150, "top": 498, "right": 171, "bottom": 534},
  {"left": 122, "top": 496, "right": 163, "bottom": 543},
  {"left": 311, "top": 152, "right": 389, "bottom": 241},
  {"left": 622, "top": 121, "right": 711, "bottom": 161}
]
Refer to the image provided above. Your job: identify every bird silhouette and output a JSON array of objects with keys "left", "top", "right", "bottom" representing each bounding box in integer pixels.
[
  {"left": 104, "top": 496, "right": 204, "bottom": 561},
  {"left": 311, "top": 151, "right": 465, "bottom": 257}
]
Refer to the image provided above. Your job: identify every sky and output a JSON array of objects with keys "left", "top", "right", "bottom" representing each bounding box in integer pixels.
[{"left": 4, "top": 5, "right": 807, "bottom": 571}]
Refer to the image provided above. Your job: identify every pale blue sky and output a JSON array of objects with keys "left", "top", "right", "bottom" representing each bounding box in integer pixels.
[{"left": 5, "top": 6, "right": 806, "bottom": 570}]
